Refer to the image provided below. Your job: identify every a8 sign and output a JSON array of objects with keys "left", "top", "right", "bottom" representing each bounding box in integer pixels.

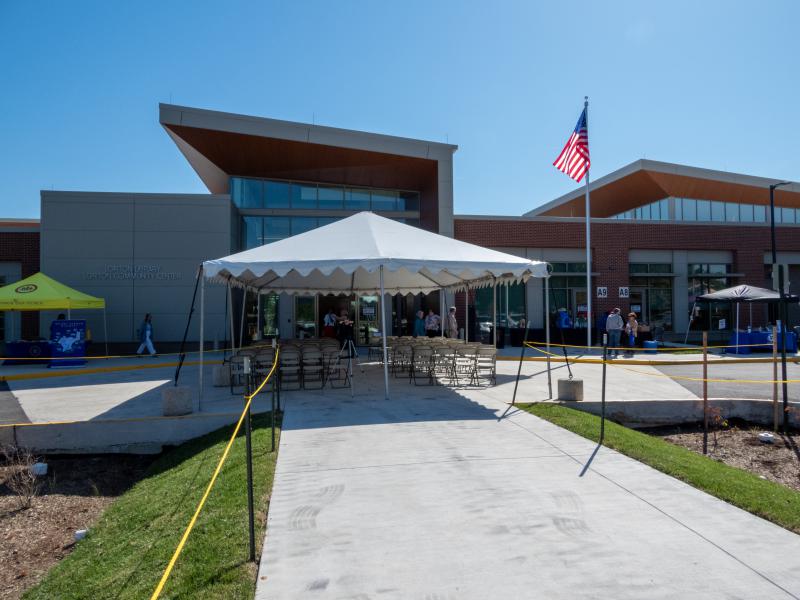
[{"left": 618, "top": 286, "right": 630, "bottom": 298}]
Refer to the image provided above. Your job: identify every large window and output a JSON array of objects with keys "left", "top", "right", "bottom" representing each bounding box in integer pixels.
[
  {"left": 0, "top": 275, "right": 5, "bottom": 341},
  {"left": 242, "top": 216, "right": 337, "bottom": 249},
  {"left": 230, "top": 177, "right": 421, "bottom": 213},
  {"left": 688, "top": 263, "right": 733, "bottom": 331},
  {"left": 629, "top": 264, "right": 673, "bottom": 330},
  {"left": 474, "top": 283, "right": 526, "bottom": 340},
  {"left": 613, "top": 197, "right": 797, "bottom": 225},
  {"left": 232, "top": 176, "right": 423, "bottom": 251}
]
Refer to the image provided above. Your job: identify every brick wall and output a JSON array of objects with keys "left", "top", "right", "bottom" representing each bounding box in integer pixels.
[
  {"left": 454, "top": 218, "right": 800, "bottom": 321},
  {"left": 0, "top": 231, "right": 41, "bottom": 338}
]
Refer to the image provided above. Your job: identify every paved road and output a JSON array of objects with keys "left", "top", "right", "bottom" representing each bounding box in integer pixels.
[
  {"left": 655, "top": 360, "right": 800, "bottom": 401},
  {"left": 256, "top": 369, "right": 800, "bottom": 599}
]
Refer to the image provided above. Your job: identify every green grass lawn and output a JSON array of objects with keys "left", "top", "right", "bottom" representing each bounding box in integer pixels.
[
  {"left": 519, "top": 403, "right": 800, "bottom": 533},
  {"left": 25, "top": 412, "right": 281, "bottom": 600}
]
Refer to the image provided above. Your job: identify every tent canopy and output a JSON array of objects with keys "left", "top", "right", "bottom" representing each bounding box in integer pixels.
[
  {"left": 698, "top": 284, "right": 799, "bottom": 304},
  {"left": 0, "top": 272, "right": 106, "bottom": 311},
  {"left": 203, "top": 211, "right": 549, "bottom": 293}
]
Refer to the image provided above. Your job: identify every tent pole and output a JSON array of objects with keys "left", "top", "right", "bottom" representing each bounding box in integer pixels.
[
  {"left": 545, "top": 275, "right": 552, "bottom": 398},
  {"left": 465, "top": 289, "right": 469, "bottom": 343},
  {"left": 257, "top": 293, "right": 262, "bottom": 341},
  {"left": 492, "top": 279, "right": 497, "bottom": 347},
  {"left": 239, "top": 287, "right": 247, "bottom": 351},
  {"left": 736, "top": 304, "right": 740, "bottom": 353},
  {"left": 379, "top": 266, "right": 389, "bottom": 400},
  {"left": 440, "top": 290, "right": 444, "bottom": 337},
  {"left": 103, "top": 307, "right": 109, "bottom": 358},
  {"left": 684, "top": 301, "right": 697, "bottom": 345},
  {"left": 199, "top": 270, "right": 205, "bottom": 400},
  {"left": 228, "top": 281, "right": 235, "bottom": 354}
]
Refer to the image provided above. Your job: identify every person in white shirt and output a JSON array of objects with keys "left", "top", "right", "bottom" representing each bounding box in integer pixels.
[{"left": 446, "top": 306, "right": 458, "bottom": 338}]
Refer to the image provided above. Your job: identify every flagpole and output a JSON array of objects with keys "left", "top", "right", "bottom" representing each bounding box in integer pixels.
[{"left": 584, "top": 96, "right": 592, "bottom": 349}]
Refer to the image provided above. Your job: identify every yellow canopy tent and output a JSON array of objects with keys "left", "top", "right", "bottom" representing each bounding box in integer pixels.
[{"left": 0, "top": 272, "right": 108, "bottom": 355}]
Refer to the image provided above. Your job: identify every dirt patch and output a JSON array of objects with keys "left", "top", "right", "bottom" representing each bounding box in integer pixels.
[
  {"left": 0, "top": 454, "right": 156, "bottom": 600},
  {"left": 646, "top": 421, "right": 800, "bottom": 492}
]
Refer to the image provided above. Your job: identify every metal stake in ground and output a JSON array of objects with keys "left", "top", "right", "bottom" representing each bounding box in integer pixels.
[
  {"left": 243, "top": 357, "right": 256, "bottom": 563},
  {"left": 702, "top": 331, "right": 709, "bottom": 455},
  {"left": 560, "top": 327, "right": 573, "bottom": 380},
  {"left": 772, "top": 325, "right": 779, "bottom": 432},
  {"left": 601, "top": 333, "right": 607, "bottom": 442},
  {"left": 511, "top": 319, "right": 531, "bottom": 406},
  {"left": 271, "top": 370, "right": 276, "bottom": 452}
]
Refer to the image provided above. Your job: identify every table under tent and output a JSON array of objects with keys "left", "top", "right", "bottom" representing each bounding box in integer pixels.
[
  {"left": 0, "top": 272, "right": 108, "bottom": 363},
  {"left": 197, "top": 211, "right": 549, "bottom": 399},
  {"left": 696, "top": 284, "right": 799, "bottom": 354}
]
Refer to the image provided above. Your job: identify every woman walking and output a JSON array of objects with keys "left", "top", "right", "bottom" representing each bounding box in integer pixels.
[{"left": 136, "top": 313, "right": 157, "bottom": 357}]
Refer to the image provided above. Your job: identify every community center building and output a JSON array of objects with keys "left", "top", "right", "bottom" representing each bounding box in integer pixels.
[{"left": 2, "top": 104, "right": 800, "bottom": 348}]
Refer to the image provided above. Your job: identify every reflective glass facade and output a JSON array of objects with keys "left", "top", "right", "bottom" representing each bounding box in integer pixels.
[
  {"left": 611, "top": 197, "right": 800, "bottom": 224},
  {"left": 231, "top": 176, "right": 422, "bottom": 250},
  {"left": 230, "top": 177, "right": 421, "bottom": 212}
]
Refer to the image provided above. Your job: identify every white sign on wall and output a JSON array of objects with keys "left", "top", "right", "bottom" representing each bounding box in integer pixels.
[
  {"left": 596, "top": 286, "right": 608, "bottom": 298},
  {"left": 618, "top": 286, "right": 630, "bottom": 298}
]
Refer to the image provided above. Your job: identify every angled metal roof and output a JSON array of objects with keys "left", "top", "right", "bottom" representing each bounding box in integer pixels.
[{"left": 525, "top": 159, "right": 800, "bottom": 218}]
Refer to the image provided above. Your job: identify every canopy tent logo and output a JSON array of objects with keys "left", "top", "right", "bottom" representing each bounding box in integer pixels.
[{"left": 15, "top": 284, "right": 38, "bottom": 294}]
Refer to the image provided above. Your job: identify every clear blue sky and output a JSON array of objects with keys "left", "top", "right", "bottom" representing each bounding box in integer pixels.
[{"left": 1, "top": 1, "right": 797, "bottom": 219}]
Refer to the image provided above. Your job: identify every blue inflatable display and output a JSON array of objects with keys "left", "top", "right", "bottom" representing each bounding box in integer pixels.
[{"left": 49, "top": 319, "right": 87, "bottom": 367}]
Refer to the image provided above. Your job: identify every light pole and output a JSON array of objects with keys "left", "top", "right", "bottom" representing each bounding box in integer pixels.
[{"left": 769, "top": 181, "right": 791, "bottom": 433}]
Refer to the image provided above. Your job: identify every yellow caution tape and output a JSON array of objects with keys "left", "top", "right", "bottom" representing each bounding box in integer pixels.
[{"left": 149, "top": 348, "right": 279, "bottom": 600}]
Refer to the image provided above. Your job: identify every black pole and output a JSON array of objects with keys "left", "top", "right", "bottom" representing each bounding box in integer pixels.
[
  {"left": 769, "top": 181, "right": 792, "bottom": 433},
  {"left": 244, "top": 362, "right": 256, "bottom": 562},
  {"left": 601, "top": 333, "right": 607, "bottom": 442},
  {"left": 174, "top": 265, "right": 202, "bottom": 386},
  {"left": 559, "top": 327, "right": 573, "bottom": 379},
  {"left": 271, "top": 371, "right": 276, "bottom": 452},
  {"left": 779, "top": 294, "right": 789, "bottom": 433},
  {"left": 511, "top": 321, "right": 530, "bottom": 406}
]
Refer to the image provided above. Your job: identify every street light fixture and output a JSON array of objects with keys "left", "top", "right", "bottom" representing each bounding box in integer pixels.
[{"left": 769, "top": 181, "right": 792, "bottom": 432}]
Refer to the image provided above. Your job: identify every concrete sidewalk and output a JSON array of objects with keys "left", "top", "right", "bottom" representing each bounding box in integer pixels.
[{"left": 257, "top": 372, "right": 800, "bottom": 599}]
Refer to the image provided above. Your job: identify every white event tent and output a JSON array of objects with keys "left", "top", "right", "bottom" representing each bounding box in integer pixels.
[{"left": 199, "top": 212, "right": 549, "bottom": 399}]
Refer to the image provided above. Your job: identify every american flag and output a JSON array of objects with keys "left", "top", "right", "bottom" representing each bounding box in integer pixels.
[{"left": 553, "top": 107, "right": 590, "bottom": 182}]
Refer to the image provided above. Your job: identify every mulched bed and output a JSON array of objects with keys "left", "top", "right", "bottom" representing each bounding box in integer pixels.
[
  {"left": 0, "top": 454, "right": 156, "bottom": 600},
  {"left": 645, "top": 420, "right": 800, "bottom": 492}
]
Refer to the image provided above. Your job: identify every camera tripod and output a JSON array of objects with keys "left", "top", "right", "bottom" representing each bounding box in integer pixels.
[{"left": 330, "top": 336, "right": 364, "bottom": 396}]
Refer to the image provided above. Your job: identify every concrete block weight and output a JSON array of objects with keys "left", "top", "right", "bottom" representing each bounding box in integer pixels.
[
  {"left": 557, "top": 378, "right": 583, "bottom": 401},
  {"left": 162, "top": 386, "right": 193, "bottom": 416},
  {"left": 212, "top": 365, "right": 230, "bottom": 387}
]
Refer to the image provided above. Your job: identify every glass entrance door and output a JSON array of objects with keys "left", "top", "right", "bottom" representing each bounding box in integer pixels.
[
  {"left": 294, "top": 296, "right": 317, "bottom": 339},
  {"left": 572, "top": 289, "right": 589, "bottom": 329},
  {"left": 629, "top": 287, "right": 646, "bottom": 321},
  {"left": 356, "top": 295, "right": 379, "bottom": 345}
]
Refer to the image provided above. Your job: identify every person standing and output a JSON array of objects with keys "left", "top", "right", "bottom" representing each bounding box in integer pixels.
[
  {"left": 136, "top": 313, "right": 157, "bottom": 357},
  {"left": 413, "top": 310, "right": 426, "bottom": 337},
  {"left": 424, "top": 308, "right": 441, "bottom": 338},
  {"left": 605, "top": 308, "right": 624, "bottom": 358},
  {"left": 446, "top": 306, "right": 458, "bottom": 339},
  {"left": 625, "top": 312, "right": 639, "bottom": 357}
]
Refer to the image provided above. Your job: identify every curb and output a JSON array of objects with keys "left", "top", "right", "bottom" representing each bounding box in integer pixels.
[{"left": 0, "top": 359, "right": 223, "bottom": 382}]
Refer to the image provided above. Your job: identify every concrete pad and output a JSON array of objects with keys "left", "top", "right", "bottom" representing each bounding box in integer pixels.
[{"left": 257, "top": 367, "right": 800, "bottom": 599}]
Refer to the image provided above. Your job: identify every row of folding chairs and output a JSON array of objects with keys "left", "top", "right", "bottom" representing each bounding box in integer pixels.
[{"left": 386, "top": 339, "right": 496, "bottom": 387}]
